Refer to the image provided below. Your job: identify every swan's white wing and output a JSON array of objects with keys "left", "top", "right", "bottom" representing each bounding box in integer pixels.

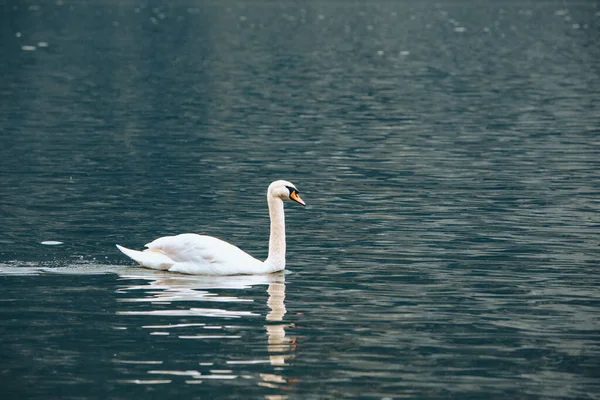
[
  {"left": 116, "top": 244, "right": 174, "bottom": 270},
  {"left": 145, "top": 233, "right": 265, "bottom": 275}
]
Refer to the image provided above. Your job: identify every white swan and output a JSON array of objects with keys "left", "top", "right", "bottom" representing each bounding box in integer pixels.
[{"left": 116, "top": 180, "right": 305, "bottom": 275}]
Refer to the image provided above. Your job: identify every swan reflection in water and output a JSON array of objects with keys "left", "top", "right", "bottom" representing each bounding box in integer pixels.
[
  {"left": 260, "top": 277, "right": 297, "bottom": 394},
  {"left": 115, "top": 269, "right": 296, "bottom": 392}
]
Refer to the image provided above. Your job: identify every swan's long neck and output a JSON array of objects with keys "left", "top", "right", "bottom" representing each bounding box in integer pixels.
[{"left": 266, "top": 196, "right": 286, "bottom": 270}]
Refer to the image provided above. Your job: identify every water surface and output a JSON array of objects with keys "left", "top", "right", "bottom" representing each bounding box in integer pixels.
[{"left": 1, "top": 0, "right": 599, "bottom": 398}]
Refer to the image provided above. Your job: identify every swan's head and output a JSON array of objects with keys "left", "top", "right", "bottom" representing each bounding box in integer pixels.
[{"left": 268, "top": 180, "right": 306, "bottom": 206}]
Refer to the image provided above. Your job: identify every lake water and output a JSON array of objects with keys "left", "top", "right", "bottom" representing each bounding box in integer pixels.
[{"left": 1, "top": 1, "right": 599, "bottom": 398}]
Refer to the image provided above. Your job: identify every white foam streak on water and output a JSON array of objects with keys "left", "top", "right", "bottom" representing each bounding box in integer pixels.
[
  {"left": 113, "top": 359, "right": 163, "bottom": 365},
  {"left": 141, "top": 323, "right": 206, "bottom": 329},
  {"left": 117, "top": 309, "right": 259, "bottom": 318},
  {"left": 117, "top": 380, "right": 171, "bottom": 385},
  {"left": 148, "top": 370, "right": 202, "bottom": 377}
]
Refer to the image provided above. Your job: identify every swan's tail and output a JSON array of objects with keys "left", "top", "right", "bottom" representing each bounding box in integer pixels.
[{"left": 116, "top": 244, "right": 174, "bottom": 270}]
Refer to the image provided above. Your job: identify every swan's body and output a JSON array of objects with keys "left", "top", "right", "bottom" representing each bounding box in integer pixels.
[{"left": 116, "top": 180, "right": 305, "bottom": 275}]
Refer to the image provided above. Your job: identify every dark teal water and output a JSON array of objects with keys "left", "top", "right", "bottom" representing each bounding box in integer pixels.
[{"left": 1, "top": 1, "right": 599, "bottom": 399}]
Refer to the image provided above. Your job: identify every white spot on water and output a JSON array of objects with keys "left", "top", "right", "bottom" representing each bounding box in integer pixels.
[
  {"left": 572, "top": 23, "right": 580, "bottom": 29},
  {"left": 16, "top": 32, "right": 21, "bottom": 37},
  {"left": 376, "top": 50, "right": 384, "bottom": 56},
  {"left": 41, "top": 240, "right": 63, "bottom": 245},
  {"left": 192, "top": 374, "right": 237, "bottom": 380},
  {"left": 113, "top": 359, "right": 162, "bottom": 364},
  {"left": 37, "top": 41, "right": 48, "bottom": 47},
  {"left": 22, "top": 45, "right": 37, "bottom": 51},
  {"left": 226, "top": 360, "right": 271, "bottom": 365},
  {"left": 454, "top": 26, "right": 467, "bottom": 33},
  {"left": 399, "top": 50, "right": 410, "bottom": 56}
]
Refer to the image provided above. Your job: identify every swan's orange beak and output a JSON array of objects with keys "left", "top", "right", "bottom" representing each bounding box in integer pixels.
[{"left": 290, "top": 191, "right": 306, "bottom": 206}]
